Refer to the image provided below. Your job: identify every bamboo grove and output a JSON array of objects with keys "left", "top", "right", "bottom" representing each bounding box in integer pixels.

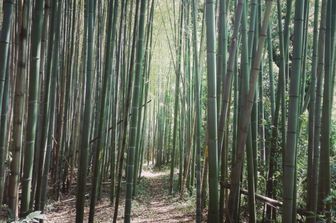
[{"left": 0, "top": 0, "right": 335, "bottom": 222}]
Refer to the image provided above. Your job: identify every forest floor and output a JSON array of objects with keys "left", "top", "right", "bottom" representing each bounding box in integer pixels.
[{"left": 45, "top": 166, "right": 200, "bottom": 222}]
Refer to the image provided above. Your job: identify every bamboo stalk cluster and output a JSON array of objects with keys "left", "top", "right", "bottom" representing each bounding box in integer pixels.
[{"left": 0, "top": 0, "right": 335, "bottom": 223}]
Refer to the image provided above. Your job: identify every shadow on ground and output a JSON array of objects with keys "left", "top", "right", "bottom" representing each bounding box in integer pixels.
[{"left": 45, "top": 167, "right": 199, "bottom": 222}]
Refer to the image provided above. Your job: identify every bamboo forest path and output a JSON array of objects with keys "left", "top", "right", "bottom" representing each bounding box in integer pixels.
[{"left": 45, "top": 167, "right": 196, "bottom": 222}]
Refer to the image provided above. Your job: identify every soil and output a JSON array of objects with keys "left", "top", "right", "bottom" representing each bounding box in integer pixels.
[{"left": 45, "top": 167, "right": 198, "bottom": 222}]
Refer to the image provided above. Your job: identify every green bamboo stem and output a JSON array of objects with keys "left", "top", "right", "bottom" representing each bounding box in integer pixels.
[
  {"left": 124, "top": 0, "right": 147, "bottom": 221},
  {"left": 306, "top": 0, "right": 320, "bottom": 222},
  {"left": 88, "top": 0, "right": 118, "bottom": 221},
  {"left": 205, "top": 0, "right": 219, "bottom": 221},
  {"left": 227, "top": 1, "right": 273, "bottom": 221},
  {"left": 0, "top": 0, "right": 14, "bottom": 111},
  {"left": 21, "top": 0, "right": 45, "bottom": 215},
  {"left": 282, "top": 1, "right": 305, "bottom": 222},
  {"left": 76, "top": 0, "right": 95, "bottom": 221},
  {"left": 9, "top": 1, "right": 29, "bottom": 218}
]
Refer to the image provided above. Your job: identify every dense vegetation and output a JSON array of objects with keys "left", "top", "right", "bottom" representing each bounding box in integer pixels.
[{"left": 0, "top": 0, "right": 335, "bottom": 222}]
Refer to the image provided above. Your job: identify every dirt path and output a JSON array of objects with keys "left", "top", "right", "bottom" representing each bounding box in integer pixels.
[{"left": 45, "top": 168, "right": 196, "bottom": 222}]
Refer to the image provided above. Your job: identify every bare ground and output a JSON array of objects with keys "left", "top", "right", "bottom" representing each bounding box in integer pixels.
[{"left": 45, "top": 168, "right": 197, "bottom": 222}]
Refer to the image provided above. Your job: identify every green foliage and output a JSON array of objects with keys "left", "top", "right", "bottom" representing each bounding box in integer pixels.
[
  {"left": 330, "top": 120, "right": 336, "bottom": 210},
  {"left": 134, "top": 177, "right": 152, "bottom": 200},
  {"left": 315, "top": 187, "right": 336, "bottom": 222},
  {"left": 324, "top": 189, "right": 336, "bottom": 219}
]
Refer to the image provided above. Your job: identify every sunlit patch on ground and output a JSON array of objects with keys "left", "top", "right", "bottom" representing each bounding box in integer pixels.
[{"left": 45, "top": 167, "right": 198, "bottom": 222}]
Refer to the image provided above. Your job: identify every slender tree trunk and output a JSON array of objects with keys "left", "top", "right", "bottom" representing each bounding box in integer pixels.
[
  {"left": 21, "top": 0, "right": 44, "bottom": 215},
  {"left": 282, "top": 1, "right": 305, "bottom": 222},
  {"left": 9, "top": 1, "right": 29, "bottom": 218},
  {"left": 0, "top": 0, "right": 14, "bottom": 110},
  {"left": 227, "top": 1, "right": 273, "bottom": 221},
  {"left": 76, "top": 0, "right": 94, "bottom": 221},
  {"left": 205, "top": 0, "right": 219, "bottom": 221}
]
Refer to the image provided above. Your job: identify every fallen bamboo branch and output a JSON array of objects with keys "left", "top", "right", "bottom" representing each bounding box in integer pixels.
[{"left": 222, "top": 182, "right": 312, "bottom": 216}]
